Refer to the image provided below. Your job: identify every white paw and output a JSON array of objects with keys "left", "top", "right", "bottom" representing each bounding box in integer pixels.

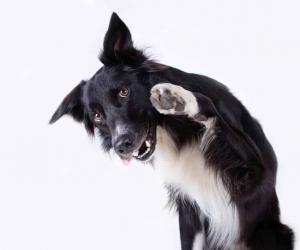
[{"left": 150, "top": 83, "right": 198, "bottom": 117}]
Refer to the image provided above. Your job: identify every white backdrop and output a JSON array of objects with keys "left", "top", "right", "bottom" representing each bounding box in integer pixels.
[{"left": 0, "top": 0, "right": 299, "bottom": 249}]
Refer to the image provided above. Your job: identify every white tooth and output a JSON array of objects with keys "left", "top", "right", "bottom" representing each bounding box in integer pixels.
[
  {"left": 132, "top": 151, "right": 139, "bottom": 157},
  {"left": 145, "top": 140, "right": 151, "bottom": 148}
]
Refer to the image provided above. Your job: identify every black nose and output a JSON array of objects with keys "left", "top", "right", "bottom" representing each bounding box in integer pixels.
[{"left": 114, "top": 135, "right": 134, "bottom": 156}]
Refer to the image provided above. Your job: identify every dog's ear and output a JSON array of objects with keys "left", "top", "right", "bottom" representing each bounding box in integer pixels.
[
  {"left": 102, "top": 12, "right": 133, "bottom": 62},
  {"left": 99, "top": 12, "right": 147, "bottom": 66},
  {"left": 49, "top": 81, "right": 86, "bottom": 124}
]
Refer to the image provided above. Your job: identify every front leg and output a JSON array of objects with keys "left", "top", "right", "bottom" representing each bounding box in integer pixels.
[
  {"left": 150, "top": 83, "right": 265, "bottom": 201},
  {"left": 177, "top": 199, "right": 205, "bottom": 250}
]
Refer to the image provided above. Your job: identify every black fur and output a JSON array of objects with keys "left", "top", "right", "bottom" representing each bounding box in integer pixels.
[{"left": 50, "top": 13, "right": 294, "bottom": 249}]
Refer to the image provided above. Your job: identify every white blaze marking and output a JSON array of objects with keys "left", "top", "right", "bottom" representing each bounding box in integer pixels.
[{"left": 115, "top": 124, "right": 129, "bottom": 137}]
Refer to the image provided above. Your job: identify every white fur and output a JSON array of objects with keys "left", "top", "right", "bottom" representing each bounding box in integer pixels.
[
  {"left": 192, "top": 232, "right": 205, "bottom": 250},
  {"left": 200, "top": 117, "right": 217, "bottom": 153},
  {"left": 154, "top": 127, "right": 240, "bottom": 249}
]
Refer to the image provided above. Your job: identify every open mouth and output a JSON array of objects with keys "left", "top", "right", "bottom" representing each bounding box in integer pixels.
[{"left": 132, "top": 123, "right": 156, "bottom": 161}]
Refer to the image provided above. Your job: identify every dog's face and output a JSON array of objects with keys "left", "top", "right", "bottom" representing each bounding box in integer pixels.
[
  {"left": 50, "top": 13, "right": 164, "bottom": 164},
  {"left": 84, "top": 66, "right": 157, "bottom": 164}
]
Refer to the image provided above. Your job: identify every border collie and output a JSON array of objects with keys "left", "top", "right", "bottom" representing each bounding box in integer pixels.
[{"left": 50, "top": 13, "right": 294, "bottom": 250}]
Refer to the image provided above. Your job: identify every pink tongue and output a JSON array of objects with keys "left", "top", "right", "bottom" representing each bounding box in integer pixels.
[{"left": 122, "top": 158, "right": 132, "bottom": 166}]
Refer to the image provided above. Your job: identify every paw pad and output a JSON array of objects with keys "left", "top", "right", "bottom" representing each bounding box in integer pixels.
[{"left": 150, "top": 83, "right": 197, "bottom": 116}]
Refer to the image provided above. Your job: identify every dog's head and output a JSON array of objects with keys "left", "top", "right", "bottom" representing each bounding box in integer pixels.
[{"left": 50, "top": 13, "right": 166, "bottom": 164}]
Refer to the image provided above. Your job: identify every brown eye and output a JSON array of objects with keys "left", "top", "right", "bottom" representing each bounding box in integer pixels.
[
  {"left": 94, "top": 113, "right": 103, "bottom": 123},
  {"left": 119, "top": 87, "right": 129, "bottom": 97}
]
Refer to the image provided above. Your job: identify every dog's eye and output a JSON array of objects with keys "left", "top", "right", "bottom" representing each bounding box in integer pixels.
[
  {"left": 93, "top": 113, "right": 103, "bottom": 123},
  {"left": 119, "top": 87, "right": 129, "bottom": 98}
]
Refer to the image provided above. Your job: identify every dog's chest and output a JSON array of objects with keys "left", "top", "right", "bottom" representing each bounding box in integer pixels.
[
  {"left": 153, "top": 126, "right": 240, "bottom": 248},
  {"left": 153, "top": 127, "right": 225, "bottom": 209}
]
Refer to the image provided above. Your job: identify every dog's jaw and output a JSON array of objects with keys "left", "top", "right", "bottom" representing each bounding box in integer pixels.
[{"left": 132, "top": 122, "right": 157, "bottom": 162}]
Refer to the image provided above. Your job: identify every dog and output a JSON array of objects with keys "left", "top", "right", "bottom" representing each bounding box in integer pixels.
[{"left": 50, "top": 13, "right": 294, "bottom": 250}]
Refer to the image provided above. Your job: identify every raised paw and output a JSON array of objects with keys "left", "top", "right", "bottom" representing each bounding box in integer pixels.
[{"left": 150, "top": 83, "right": 198, "bottom": 117}]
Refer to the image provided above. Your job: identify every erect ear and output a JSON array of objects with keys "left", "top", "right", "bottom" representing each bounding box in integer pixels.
[
  {"left": 49, "top": 81, "right": 86, "bottom": 124},
  {"left": 100, "top": 12, "right": 146, "bottom": 66}
]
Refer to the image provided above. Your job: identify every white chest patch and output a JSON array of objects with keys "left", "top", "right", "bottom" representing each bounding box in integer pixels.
[{"left": 153, "top": 126, "right": 240, "bottom": 248}]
